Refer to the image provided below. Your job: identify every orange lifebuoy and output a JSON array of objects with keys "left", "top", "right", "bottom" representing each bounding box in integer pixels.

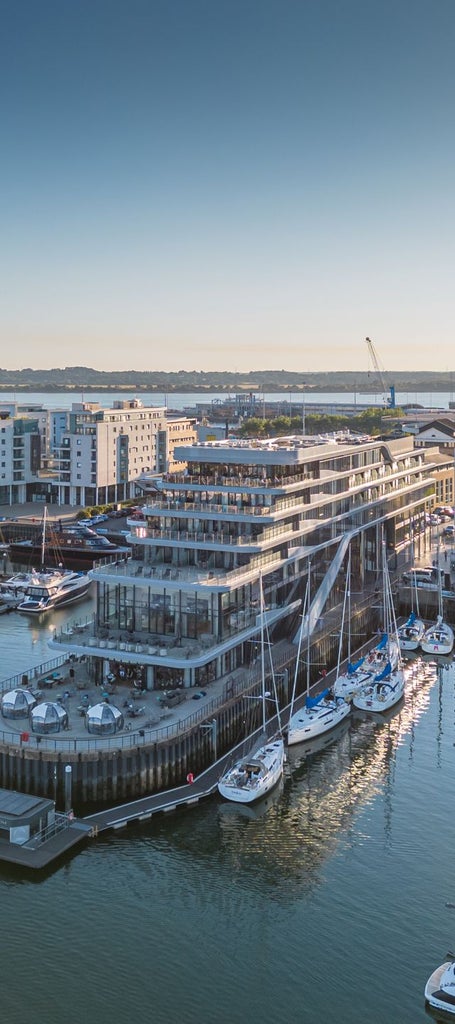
[{"left": 187, "top": 772, "right": 194, "bottom": 785}]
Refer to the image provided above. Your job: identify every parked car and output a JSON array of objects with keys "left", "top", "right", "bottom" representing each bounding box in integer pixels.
[
  {"left": 403, "top": 566, "right": 444, "bottom": 586},
  {"left": 434, "top": 506, "right": 454, "bottom": 518},
  {"left": 443, "top": 524, "right": 455, "bottom": 536}
]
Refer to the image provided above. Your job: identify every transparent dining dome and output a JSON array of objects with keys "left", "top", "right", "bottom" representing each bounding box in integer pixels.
[
  {"left": 1, "top": 689, "right": 37, "bottom": 719},
  {"left": 31, "top": 701, "right": 69, "bottom": 734},
  {"left": 86, "top": 701, "right": 124, "bottom": 735}
]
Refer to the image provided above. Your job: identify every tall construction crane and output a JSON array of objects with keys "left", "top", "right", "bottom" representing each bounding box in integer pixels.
[{"left": 365, "top": 337, "right": 395, "bottom": 408}]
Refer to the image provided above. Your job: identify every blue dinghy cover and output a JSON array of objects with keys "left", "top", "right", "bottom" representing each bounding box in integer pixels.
[
  {"left": 348, "top": 656, "right": 365, "bottom": 674},
  {"left": 305, "top": 688, "right": 330, "bottom": 709},
  {"left": 375, "top": 661, "right": 391, "bottom": 682}
]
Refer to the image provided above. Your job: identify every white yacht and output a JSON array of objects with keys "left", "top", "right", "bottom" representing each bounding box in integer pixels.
[
  {"left": 218, "top": 582, "right": 284, "bottom": 804},
  {"left": 17, "top": 570, "right": 91, "bottom": 615},
  {"left": 421, "top": 614, "right": 454, "bottom": 656},
  {"left": 288, "top": 689, "right": 350, "bottom": 744},
  {"left": 353, "top": 544, "right": 405, "bottom": 713},
  {"left": 288, "top": 569, "right": 350, "bottom": 746},
  {"left": 217, "top": 737, "right": 284, "bottom": 804},
  {"left": 332, "top": 656, "right": 373, "bottom": 701},
  {"left": 399, "top": 542, "right": 426, "bottom": 651},
  {"left": 0, "top": 570, "right": 58, "bottom": 607},
  {"left": 398, "top": 611, "right": 426, "bottom": 651},
  {"left": 333, "top": 548, "right": 373, "bottom": 700},
  {"left": 425, "top": 957, "right": 455, "bottom": 1015},
  {"left": 352, "top": 661, "right": 404, "bottom": 713}
]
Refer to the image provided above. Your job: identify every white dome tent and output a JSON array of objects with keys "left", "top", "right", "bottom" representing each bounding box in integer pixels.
[
  {"left": 31, "top": 702, "right": 68, "bottom": 734},
  {"left": 86, "top": 701, "right": 124, "bottom": 735},
  {"left": 1, "top": 689, "right": 37, "bottom": 719}
]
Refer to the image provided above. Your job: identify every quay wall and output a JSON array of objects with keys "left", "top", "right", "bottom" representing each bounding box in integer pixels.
[{"left": 0, "top": 599, "right": 379, "bottom": 810}]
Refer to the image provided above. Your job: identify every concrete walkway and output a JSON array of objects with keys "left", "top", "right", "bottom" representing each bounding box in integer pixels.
[{"left": 0, "top": 502, "right": 80, "bottom": 523}]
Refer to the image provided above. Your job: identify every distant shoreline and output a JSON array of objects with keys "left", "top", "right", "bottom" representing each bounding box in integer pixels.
[{"left": 0, "top": 383, "right": 450, "bottom": 395}]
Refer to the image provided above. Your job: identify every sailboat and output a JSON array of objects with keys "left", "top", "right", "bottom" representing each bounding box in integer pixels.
[
  {"left": 353, "top": 546, "right": 405, "bottom": 713},
  {"left": 398, "top": 539, "right": 425, "bottom": 651},
  {"left": 287, "top": 566, "right": 350, "bottom": 745},
  {"left": 421, "top": 567, "right": 454, "bottom": 655},
  {"left": 217, "top": 580, "right": 284, "bottom": 804},
  {"left": 333, "top": 548, "right": 373, "bottom": 700},
  {"left": 398, "top": 610, "right": 426, "bottom": 651}
]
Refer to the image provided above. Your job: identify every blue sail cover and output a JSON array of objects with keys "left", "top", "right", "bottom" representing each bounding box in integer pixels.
[
  {"left": 405, "top": 612, "right": 416, "bottom": 627},
  {"left": 305, "top": 688, "right": 330, "bottom": 709},
  {"left": 348, "top": 656, "right": 365, "bottom": 674},
  {"left": 376, "top": 633, "right": 388, "bottom": 651},
  {"left": 375, "top": 661, "right": 391, "bottom": 682}
]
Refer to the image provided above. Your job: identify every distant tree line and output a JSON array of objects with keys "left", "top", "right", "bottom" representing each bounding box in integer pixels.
[
  {"left": 0, "top": 366, "right": 451, "bottom": 393},
  {"left": 237, "top": 408, "right": 403, "bottom": 438}
]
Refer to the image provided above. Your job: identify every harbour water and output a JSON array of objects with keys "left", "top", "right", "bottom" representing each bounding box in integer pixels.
[
  {"left": 0, "top": 388, "right": 453, "bottom": 411},
  {"left": 0, "top": 605, "right": 453, "bottom": 1022}
]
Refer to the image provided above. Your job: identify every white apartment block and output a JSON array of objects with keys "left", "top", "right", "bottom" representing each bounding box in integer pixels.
[
  {"left": 56, "top": 400, "right": 196, "bottom": 507},
  {"left": 0, "top": 400, "right": 196, "bottom": 508}
]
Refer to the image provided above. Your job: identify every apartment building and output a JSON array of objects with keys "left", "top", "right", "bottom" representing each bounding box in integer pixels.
[
  {"left": 0, "top": 400, "right": 196, "bottom": 508},
  {"left": 56, "top": 400, "right": 196, "bottom": 506},
  {"left": 0, "top": 408, "right": 43, "bottom": 505}
]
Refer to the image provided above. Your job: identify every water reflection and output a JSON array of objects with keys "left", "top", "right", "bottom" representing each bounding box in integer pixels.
[{"left": 214, "top": 658, "right": 441, "bottom": 895}]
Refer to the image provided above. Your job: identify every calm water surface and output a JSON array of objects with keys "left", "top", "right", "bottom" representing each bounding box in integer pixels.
[
  {"left": 0, "top": 388, "right": 453, "bottom": 410},
  {"left": 0, "top": 611, "right": 453, "bottom": 1022}
]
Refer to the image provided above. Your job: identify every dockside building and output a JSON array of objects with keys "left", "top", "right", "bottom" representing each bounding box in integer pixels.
[{"left": 52, "top": 434, "right": 442, "bottom": 692}]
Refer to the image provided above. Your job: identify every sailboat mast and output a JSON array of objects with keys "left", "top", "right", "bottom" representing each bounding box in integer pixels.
[
  {"left": 260, "top": 575, "right": 266, "bottom": 734},
  {"left": 337, "top": 547, "right": 350, "bottom": 677},
  {"left": 306, "top": 559, "right": 311, "bottom": 697},
  {"left": 41, "top": 508, "right": 47, "bottom": 568}
]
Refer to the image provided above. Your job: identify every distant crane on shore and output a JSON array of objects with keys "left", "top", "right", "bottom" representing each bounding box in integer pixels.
[{"left": 365, "top": 337, "right": 396, "bottom": 408}]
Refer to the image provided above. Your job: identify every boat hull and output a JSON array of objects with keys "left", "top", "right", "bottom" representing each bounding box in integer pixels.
[
  {"left": 425, "top": 962, "right": 455, "bottom": 1015},
  {"left": 287, "top": 698, "right": 350, "bottom": 745},
  {"left": 9, "top": 540, "right": 128, "bottom": 570},
  {"left": 218, "top": 738, "right": 284, "bottom": 804},
  {"left": 421, "top": 617, "right": 454, "bottom": 656},
  {"left": 352, "top": 672, "right": 405, "bottom": 713},
  {"left": 17, "top": 580, "right": 91, "bottom": 614}
]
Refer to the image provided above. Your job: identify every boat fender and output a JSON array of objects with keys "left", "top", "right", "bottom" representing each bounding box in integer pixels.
[{"left": 187, "top": 772, "right": 194, "bottom": 785}]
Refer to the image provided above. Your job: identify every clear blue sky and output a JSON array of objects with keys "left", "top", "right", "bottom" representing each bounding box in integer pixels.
[{"left": 1, "top": 0, "right": 454, "bottom": 372}]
